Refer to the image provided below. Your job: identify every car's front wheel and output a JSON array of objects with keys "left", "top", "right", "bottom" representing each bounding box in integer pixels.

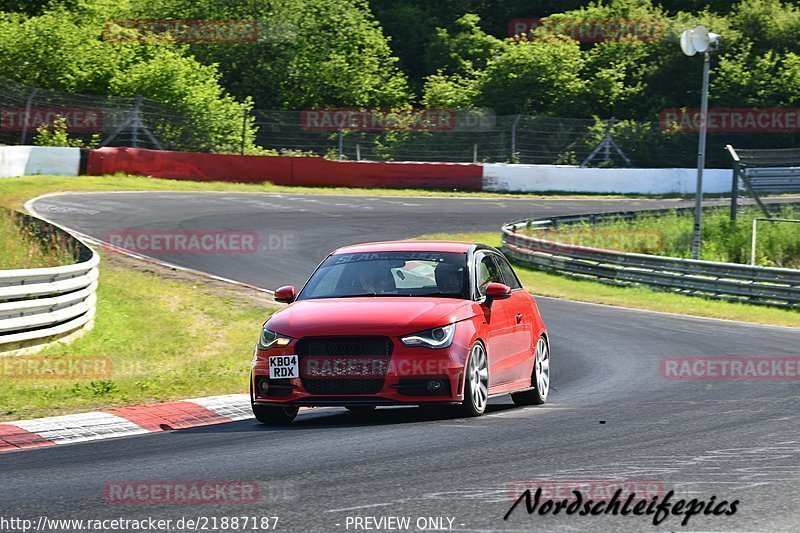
[
  {"left": 512, "top": 335, "right": 550, "bottom": 406},
  {"left": 252, "top": 404, "right": 299, "bottom": 425},
  {"left": 460, "top": 341, "right": 489, "bottom": 417}
]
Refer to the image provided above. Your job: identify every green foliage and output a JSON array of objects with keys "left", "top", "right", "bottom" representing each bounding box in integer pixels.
[
  {"left": 424, "top": 14, "right": 503, "bottom": 77},
  {"left": 477, "top": 37, "right": 586, "bottom": 115},
  {"left": 3, "top": 0, "right": 800, "bottom": 153},
  {"left": 33, "top": 115, "right": 101, "bottom": 148},
  {"left": 131, "top": 0, "right": 411, "bottom": 110},
  {"left": 108, "top": 50, "right": 254, "bottom": 152},
  {"left": 0, "top": 208, "right": 75, "bottom": 269}
]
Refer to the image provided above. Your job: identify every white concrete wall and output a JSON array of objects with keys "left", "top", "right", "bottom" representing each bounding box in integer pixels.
[
  {"left": 0, "top": 146, "right": 80, "bottom": 178},
  {"left": 482, "top": 164, "right": 733, "bottom": 194}
]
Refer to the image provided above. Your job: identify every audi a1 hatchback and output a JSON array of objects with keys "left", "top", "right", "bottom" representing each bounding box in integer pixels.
[{"left": 250, "top": 241, "right": 550, "bottom": 424}]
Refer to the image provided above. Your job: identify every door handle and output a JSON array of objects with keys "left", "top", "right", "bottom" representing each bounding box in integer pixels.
[{"left": 515, "top": 313, "right": 523, "bottom": 323}]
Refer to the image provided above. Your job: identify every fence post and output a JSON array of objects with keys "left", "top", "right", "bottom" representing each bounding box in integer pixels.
[
  {"left": 241, "top": 109, "right": 248, "bottom": 155},
  {"left": 19, "top": 88, "right": 40, "bottom": 145},
  {"left": 131, "top": 95, "right": 142, "bottom": 148},
  {"left": 510, "top": 114, "right": 521, "bottom": 162},
  {"left": 338, "top": 129, "right": 344, "bottom": 160},
  {"left": 356, "top": 143, "right": 361, "bottom": 161},
  {"left": 473, "top": 144, "right": 478, "bottom": 163},
  {"left": 726, "top": 144, "right": 741, "bottom": 221}
]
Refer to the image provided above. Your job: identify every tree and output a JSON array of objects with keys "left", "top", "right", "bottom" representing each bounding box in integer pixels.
[
  {"left": 476, "top": 37, "right": 586, "bottom": 115},
  {"left": 132, "top": 0, "right": 411, "bottom": 109},
  {"left": 424, "top": 14, "right": 503, "bottom": 77},
  {"left": 108, "top": 49, "right": 254, "bottom": 152}
]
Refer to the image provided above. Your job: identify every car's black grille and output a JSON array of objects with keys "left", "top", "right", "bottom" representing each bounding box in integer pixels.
[
  {"left": 295, "top": 336, "right": 393, "bottom": 357},
  {"left": 295, "top": 336, "right": 392, "bottom": 395},
  {"left": 302, "top": 378, "right": 386, "bottom": 395}
]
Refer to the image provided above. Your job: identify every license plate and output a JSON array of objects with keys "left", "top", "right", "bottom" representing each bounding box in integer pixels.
[
  {"left": 303, "top": 357, "right": 388, "bottom": 378},
  {"left": 269, "top": 355, "right": 299, "bottom": 378}
]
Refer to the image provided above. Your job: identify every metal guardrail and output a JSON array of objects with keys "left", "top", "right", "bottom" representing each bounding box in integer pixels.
[
  {"left": 502, "top": 207, "right": 800, "bottom": 309},
  {"left": 0, "top": 211, "right": 99, "bottom": 349}
]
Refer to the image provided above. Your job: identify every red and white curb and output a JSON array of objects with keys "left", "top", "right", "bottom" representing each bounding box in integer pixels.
[{"left": 0, "top": 393, "right": 253, "bottom": 453}]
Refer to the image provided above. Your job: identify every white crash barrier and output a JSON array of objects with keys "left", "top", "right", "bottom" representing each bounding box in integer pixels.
[
  {"left": 482, "top": 164, "right": 731, "bottom": 194},
  {"left": 0, "top": 146, "right": 80, "bottom": 178},
  {"left": 0, "top": 212, "right": 98, "bottom": 349}
]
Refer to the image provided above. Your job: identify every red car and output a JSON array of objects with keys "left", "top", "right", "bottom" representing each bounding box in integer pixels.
[{"left": 250, "top": 241, "right": 550, "bottom": 425}]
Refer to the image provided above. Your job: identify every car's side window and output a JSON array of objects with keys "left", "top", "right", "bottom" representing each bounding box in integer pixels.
[
  {"left": 494, "top": 254, "right": 522, "bottom": 289},
  {"left": 476, "top": 254, "right": 503, "bottom": 296}
]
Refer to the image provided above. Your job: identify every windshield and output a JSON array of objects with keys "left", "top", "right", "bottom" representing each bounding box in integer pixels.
[{"left": 298, "top": 251, "right": 468, "bottom": 300}]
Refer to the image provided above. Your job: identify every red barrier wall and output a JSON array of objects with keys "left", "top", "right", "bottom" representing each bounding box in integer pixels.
[{"left": 86, "top": 148, "right": 483, "bottom": 190}]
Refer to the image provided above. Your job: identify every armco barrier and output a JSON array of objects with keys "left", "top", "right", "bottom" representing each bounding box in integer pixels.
[
  {"left": 502, "top": 207, "right": 800, "bottom": 308},
  {"left": 0, "top": 145, "right": 748, "bottom": 194},
  {"left": 0, "top": 146, "right": 80, "bottom": 178},
  {"left": 0, "top": 211, "right": 98, "bottom": 350},
  {"left": 483, "top": 163, "right": 731, "bottom": 194},
  {"left": 85, "top": 147, "right": 484, "bottom": 189}
]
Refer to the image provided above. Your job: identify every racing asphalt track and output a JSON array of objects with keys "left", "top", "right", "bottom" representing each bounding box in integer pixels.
[{"left": 3, "top": 192, "right": 799, "bottom": 532}]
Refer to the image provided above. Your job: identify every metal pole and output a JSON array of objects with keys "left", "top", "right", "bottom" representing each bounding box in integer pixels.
[
  {"left": 691, "top": 52, "right": 711, "bottom": 260},
  {"left": 20, "top": 88, "right": 39, "bottom": 145},
  {"left": 510, "top": 114, "right": 521, "bottom": 162},
  {"left": 730, "top": 160, "right": 739, "bottom": 221},
  {"left": 338, "top": 129, "right": 343, "bottom": 160},
  {"left": 356, "top": 143, "right": 361, "bottom": 161},
  {"left": 241, "top": 109, "right": 247, "bottom": 155},
  {"left": 473, "top": 143, "right": 478, "bottom": 163},
  {"left": 132, "top": 95, "right": 142, "bottom": 148}
]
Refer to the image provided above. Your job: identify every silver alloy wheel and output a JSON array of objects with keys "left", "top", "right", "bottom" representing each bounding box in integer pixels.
[
  {"left": 469, "top": 343, "right": 489, "bottom": 412},
  {"left": 534, "top": 336, "right": 550, "bottom": 400}
]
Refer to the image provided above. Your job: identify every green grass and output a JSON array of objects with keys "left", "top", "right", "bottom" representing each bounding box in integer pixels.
[
  {"left": 419, "top": 232, "right": 800, "bottom": 328},
  {"left": 0, "top": 173, "right": 670, "bottom": 211},
  {"left": 526, "top": 205, "right": 800, "bottom": 268},
  {"left": 0, "top": 208, "right": 74, "bottom": 269},
  {"left": 0, "top": 251, "right": 275, "bottom": 421}
]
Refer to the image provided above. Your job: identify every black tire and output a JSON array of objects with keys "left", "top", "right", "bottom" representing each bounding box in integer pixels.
[
  {"left": 459, "top": 341, "right": 489, "bottom": 417},
  {"left": 345, "top": 406, "right": 377, "bottom": 413},
  {"left": 252, "top": 403, "right": 299, "bottom": 425},
  {"left": 511, "top": 335, "right": 550, "bottom": 406}
]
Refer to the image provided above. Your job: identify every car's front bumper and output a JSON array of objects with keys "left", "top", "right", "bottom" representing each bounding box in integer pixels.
[{"left": 251, "top": 337, "right": 471, "bottom": 406}]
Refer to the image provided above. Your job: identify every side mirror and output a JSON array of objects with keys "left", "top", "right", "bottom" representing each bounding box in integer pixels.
[
  {"left": 485, "top": 282, "right": 511, "bottom": 299},
  {"left": 274, "top": 285, "right": 296, "bottom": 303}
]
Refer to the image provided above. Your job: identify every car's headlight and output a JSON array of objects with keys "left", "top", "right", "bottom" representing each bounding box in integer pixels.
[
  {"left": 258, "top": 327, "right": 292, "bottom": 350},
  {"left": 401, "top": 323, "right": 456, "bottom": 349}
]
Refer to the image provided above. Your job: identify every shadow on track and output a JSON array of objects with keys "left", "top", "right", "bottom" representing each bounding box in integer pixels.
[{"left": 181, "top": 401, "right": 525, "bottom": 434}]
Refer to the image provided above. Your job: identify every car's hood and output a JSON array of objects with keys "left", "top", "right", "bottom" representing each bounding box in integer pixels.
[{"left": 267, "top": 297, "right": 480, "bottom": 338}]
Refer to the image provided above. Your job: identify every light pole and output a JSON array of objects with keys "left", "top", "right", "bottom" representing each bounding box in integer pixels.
[{"left": 680, "top": 25, "right": 720, "bottom": 260}]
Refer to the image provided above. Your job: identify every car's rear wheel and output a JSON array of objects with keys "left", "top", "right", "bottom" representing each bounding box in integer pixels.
[
  {"left": 252, "top": 404, "right": 299, "bottom": 425},
  {"left": 512, "top": 335, "right": 550, "bottom": 406},
  {"left": 345, "top": 406, "right": 377, "bottom": 413},
  {"left": 460, "top": 341, "right": 489, "bottom": 416}
]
